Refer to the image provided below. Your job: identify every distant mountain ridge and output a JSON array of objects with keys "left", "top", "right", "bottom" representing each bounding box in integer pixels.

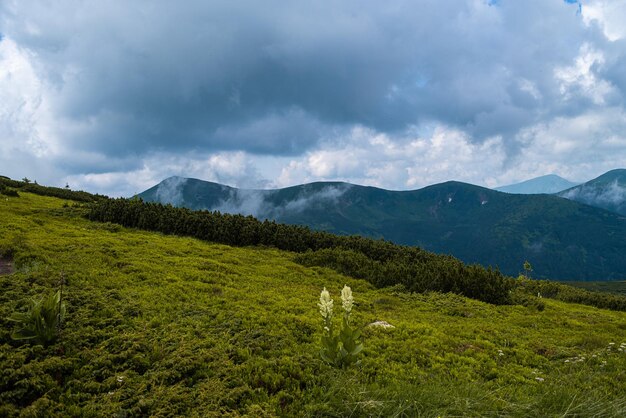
[
  {"left": 138, "top": 176, "right": 626, "bottom": 281},
  {"left": 495, "top": 174, "right": 578, "bottom": 194},
  {"left": 558, "top": 169, "right": 626, "bottom": 216}
]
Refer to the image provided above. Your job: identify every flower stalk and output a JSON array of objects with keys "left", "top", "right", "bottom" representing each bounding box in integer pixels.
[{"left": 318, "top": 285, "right": 363, "bottom": 368}]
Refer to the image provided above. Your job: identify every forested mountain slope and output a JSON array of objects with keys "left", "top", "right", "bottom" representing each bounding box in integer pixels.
[{"left": 559, "top": 169, "right": 626, "bottom": 216}]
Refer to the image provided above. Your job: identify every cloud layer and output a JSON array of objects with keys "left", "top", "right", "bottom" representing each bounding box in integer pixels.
[{"left": 1, "top": 0, "right": 626, "bottom": 196}]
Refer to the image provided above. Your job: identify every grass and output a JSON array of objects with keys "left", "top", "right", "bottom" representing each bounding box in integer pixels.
[{"left": 1, "top": 192, "right": 626, "bottom": 416}]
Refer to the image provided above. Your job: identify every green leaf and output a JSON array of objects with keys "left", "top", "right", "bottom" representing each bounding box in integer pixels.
[
  {"left": 11, "top": 329, "right": 37, "bottom": 340},
  {"left": 351, "top": 343, "right": 363, "bottom": 356}
]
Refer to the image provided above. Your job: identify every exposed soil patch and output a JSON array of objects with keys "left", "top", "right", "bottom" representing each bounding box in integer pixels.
[{"left": 0, "top": 256, "right": 14, "bottom": 275}]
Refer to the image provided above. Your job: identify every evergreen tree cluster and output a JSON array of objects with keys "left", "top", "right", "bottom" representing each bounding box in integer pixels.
[
  {"left": 0, "top": 181, "right": 19, "bottom": 197},
  {"left": 86, "top": 198, "right": 514, "bottom": 305}
]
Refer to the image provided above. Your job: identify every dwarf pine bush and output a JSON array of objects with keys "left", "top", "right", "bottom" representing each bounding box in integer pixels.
[
  {"left": 318, "top": 285, "right": 363, "bottom": 368},
  {"left": 8, "top": 290, "right": 66, "bottom": 346}
]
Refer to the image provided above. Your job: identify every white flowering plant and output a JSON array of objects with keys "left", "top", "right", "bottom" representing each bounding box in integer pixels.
[{"left": 318, "top": 285, "right": 363, "bottom": 368}]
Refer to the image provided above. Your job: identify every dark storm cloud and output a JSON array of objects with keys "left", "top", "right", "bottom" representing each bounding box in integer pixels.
[{"left": 2, "top": 0, "right": 612, "bottom": 161}]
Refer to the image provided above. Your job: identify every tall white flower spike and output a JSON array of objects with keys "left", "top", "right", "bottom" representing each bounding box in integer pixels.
[
  {"left": 318, "top": 287, "right": 333, "bottom": 320},
  {"left": 341, "top": 285, "right": 353, "bottom": 313}
]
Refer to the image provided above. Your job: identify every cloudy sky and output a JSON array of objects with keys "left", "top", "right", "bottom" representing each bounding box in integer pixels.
[{"left": 1, "top": 0, "right": 626, "bottom": 196}]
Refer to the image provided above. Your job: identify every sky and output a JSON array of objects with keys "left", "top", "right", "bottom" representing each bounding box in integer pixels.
[{"left": 1, "top": 0, "right": 626, "bottom": 197}]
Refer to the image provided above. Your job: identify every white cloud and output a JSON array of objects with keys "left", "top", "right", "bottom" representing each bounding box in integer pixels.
[
  {"left": 276, "top": 125, "right": 507, "bottom": 190},
  {"left": 554, "top": 43, "right": 615, "bottom": 105},
  {"left": 64, "top": 151, "right": 269, "bottom": 197},
  {"left": 0, "top": 36, "right": 67, "bottom": 184},
  {"left": 518, "top": 78, "right": 542, "bottom": 101},
  {"left": 562, "top": 179, "right": 626, "bottom": 205},
  {"left": 0, "top": 37, "right": 48, "bottom": 156},
  {"left": 583, "top": 0, "right": 626, "bottom": 41},
  {"left": 504, "top": 107, "right": 626, "bottom": 183},
  {"left": 67, "top": 168, "right": 157, "bottom": 197}
]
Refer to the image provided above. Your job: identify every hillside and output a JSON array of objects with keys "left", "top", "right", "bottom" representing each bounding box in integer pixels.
[
  {"left": 138, "top": 177, "right": 626, "bottom": 281},
  {"left": 558, "top": 169, "right": 626, "bottom": 216},
  {"left": 2, "top": 191, "right": 626, "bottom": 416},
  {"left": 495, "top": 174, "right": 578, "bottom": 194}
]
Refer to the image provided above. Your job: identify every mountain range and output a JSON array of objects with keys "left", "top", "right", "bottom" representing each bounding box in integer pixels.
[{"left": 137, "top": 173, "right": 626, "bottom": 281}]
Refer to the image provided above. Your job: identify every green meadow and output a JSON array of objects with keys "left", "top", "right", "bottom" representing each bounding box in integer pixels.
[{"left": 1, "top": 192, "right": 626, "bottom": 417}]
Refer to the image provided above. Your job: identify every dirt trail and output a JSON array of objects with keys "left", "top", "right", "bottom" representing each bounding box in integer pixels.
[{"left": 0, "top": 257, "right": 14, "bottom": 275}]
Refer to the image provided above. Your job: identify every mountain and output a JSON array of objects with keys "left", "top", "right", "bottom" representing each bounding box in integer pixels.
[
  {"left": 495, "top": 174, "right": 579, "bottom": 194},
  {"left": 138, "top": 177, "right": 626, "bottom": 281},
  {"left": 558, "top": 169, "right": 626, "bottom": 216}
]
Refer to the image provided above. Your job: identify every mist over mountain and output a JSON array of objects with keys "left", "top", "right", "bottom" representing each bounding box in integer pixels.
[
  {"left": 558, "top": 169, "right": 626, "bottom": 216},
  {"left": 141, "top": 176, "right": 352, "bottom": 220},
  {"left": 138, "top": 176, "right": 626, "bottom": 281},
  {"left": 495, "top": 174, "right": 578, "bottom": 194}
]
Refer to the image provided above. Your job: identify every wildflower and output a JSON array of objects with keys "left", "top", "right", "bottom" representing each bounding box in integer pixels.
[
  {"left": 341, "top": 285, "right": 354, "bottom": 313},
  {"left": 318, "top": 288, "right": 333, "bottom": 320},
  {"left": 564, "top": 359, "right": 570, "bottom": 363},
  {"left": 318, "top": 286, "right": 363, "bottom": 368},
  {"left": 535, "top": 377, "right": 545, "bottom": 382}
]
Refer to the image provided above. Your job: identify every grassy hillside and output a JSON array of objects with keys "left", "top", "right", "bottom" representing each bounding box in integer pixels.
[{"left": 1, "top": 193, "right": 626, "bottom": 416}]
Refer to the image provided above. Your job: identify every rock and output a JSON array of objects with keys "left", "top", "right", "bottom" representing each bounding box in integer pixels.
[{"left": 368, "top": 320, "right": 395, "bottom": 329}]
